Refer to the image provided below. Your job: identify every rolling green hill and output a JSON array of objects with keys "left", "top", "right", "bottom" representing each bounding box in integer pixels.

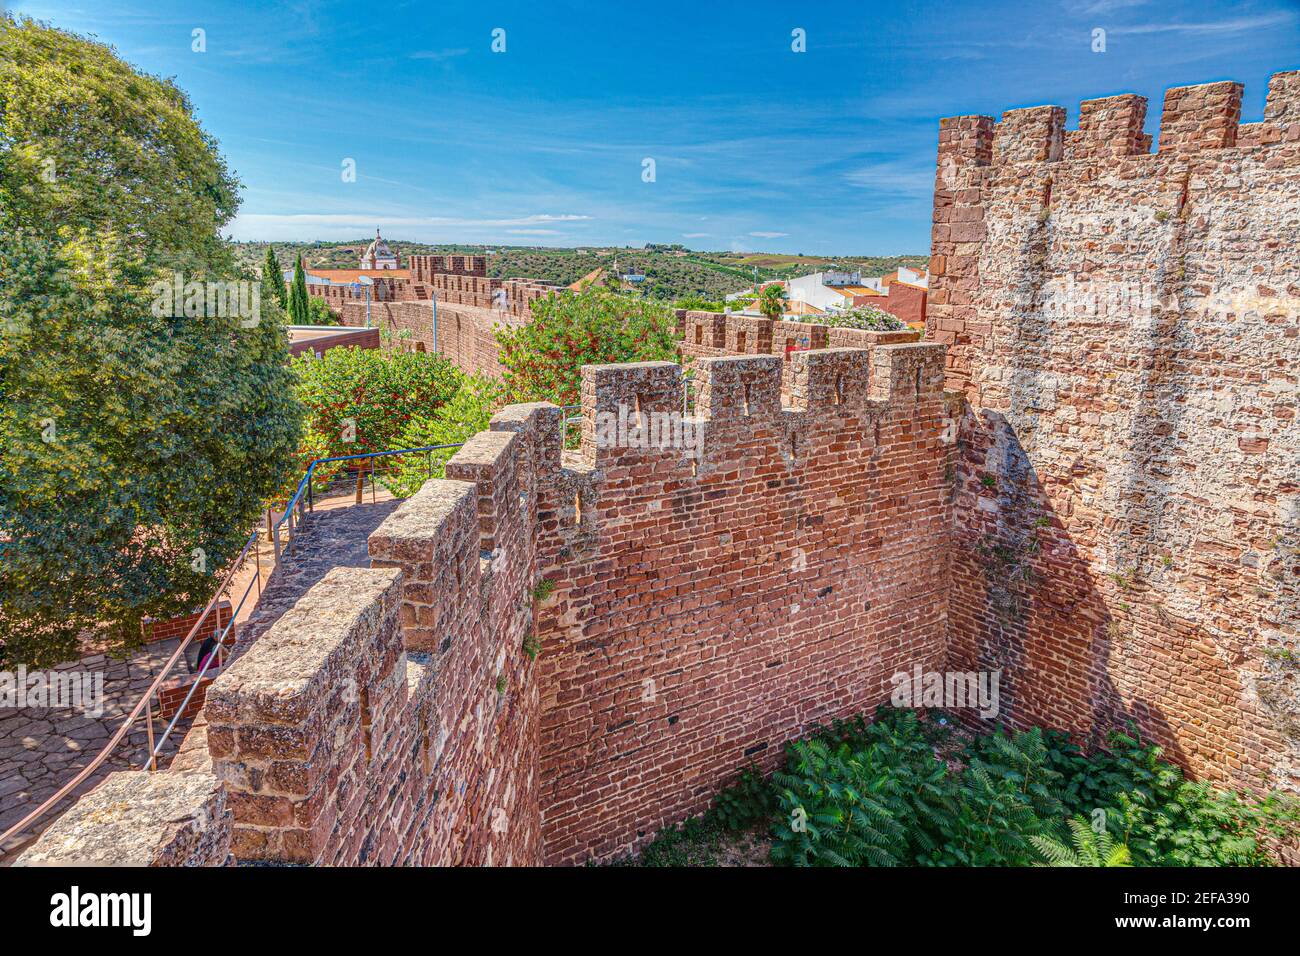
[{"left": 233, "top": 241, "right": 928, "bottom": 303}]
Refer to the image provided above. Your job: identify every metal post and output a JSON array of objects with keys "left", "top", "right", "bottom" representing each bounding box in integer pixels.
[
  {"left": 272, "top": 521, "right": 282, "bottom": 568},
  {"left": 145, "top": 706, "right": 157, "bottom": 772}
]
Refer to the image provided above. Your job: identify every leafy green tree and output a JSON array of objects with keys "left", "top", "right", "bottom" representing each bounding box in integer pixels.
[
  {"left": 672, "top": 295, "right": 726, "bottom": 313},
  {"left": 0, "top": 20, "right": 301, "bottom": 666},
  {"left": 0, "top": 16, "right": 240, "bottom": 273},
  {"left": 757, "top": 283, "right": 788, "bottom": 320},
  {"left": 379, "top": 376, "right": 502, "bottom": 498},
  {"left": 263, "top": 245, "right": 285, "bottom": 308},
  {"left": 304, "top": 295, "right": 338, "bottom": 326},
  {"left": 0, "top": 231, "right": 302, "bottom": 666},
  {"left": 290, "top": 346, "right": 461, "bottom": 465},
  {"left": 495, "top": 289, "right": 680, "bottom": 406}
]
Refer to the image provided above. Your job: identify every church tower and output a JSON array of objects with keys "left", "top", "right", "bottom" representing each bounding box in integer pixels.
[{"left": 359, "top": 229, "right": 400, "bottom": 270}]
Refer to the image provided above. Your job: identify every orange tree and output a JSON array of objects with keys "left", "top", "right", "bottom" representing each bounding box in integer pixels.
[
  {"left": 495, "top": 288, "right": 680, "bottom": 407},
  {"left": 290, "top": 346, "right": 462, "bottom": 466}
]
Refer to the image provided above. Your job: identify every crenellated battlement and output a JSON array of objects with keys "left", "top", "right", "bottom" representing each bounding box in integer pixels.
[
  {"left": 28, "top": 338, "right": 951, "bottom": 867},
  {"left": 939, "top": 70, "right": 1298, "bottom": 168}
]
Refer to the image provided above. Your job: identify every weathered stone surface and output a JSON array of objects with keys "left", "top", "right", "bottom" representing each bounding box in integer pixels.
[
  {"left": 927, "top": 69, "right": 1300, "bottom": 790},
  {"left": 14, "top": 770, "right": 229, "bottom": 867}
]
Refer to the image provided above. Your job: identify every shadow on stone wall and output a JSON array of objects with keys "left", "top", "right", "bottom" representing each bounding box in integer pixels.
[{"left": 949, "top": 409, "right": 1191, "bottom": 773}]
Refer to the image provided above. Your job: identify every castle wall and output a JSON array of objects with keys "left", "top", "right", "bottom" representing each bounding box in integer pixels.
[
  {"left": 21, "top": 340, "right": 953, "bottom": 867},
  {"left": 928, "top": 72, "right": 1300, "bottom": 788},
  {"left": 534, "top": 345, "right": 956, "bottom": 863},
  {"left": 339, "top": 300, "right": 518, "bottom": 379}
]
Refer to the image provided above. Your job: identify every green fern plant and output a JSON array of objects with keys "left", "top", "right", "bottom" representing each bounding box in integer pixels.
[
  {"left": 1031, "top": 816, "right": 1132, "bottom": 866},
  {"left": 712, "top": 765, "right": 776, "bottom": 831}
]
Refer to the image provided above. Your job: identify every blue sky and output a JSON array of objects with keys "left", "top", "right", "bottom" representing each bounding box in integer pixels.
[{"left": 10, "top": 0, "right": 1298, "bottom": 254}]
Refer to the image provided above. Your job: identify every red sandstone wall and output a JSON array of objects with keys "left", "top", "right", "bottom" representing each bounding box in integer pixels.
[
  {"left": 307, "top": 253, "right": 556, "bottom": 324},
  {"left": 25, "top": 342, "right": 954, "bottom": 867},
  {"left": 340, "top": 300, "right": 518, "bottom": 378},
  {"left": 365, "top": 408, "right": 558, "bottom": 866},
  {"left": 928, "top": 72, "right": 1300, "bottom": 789},
  {"left": 143, "top": 602, "right": 232, "bottom": 644},
  {"left": 876, "top": 282, "right": 927, "bottom": 329},
  {"left": 534, "top": 345, "right": 956, "bottom": 863},
  {"left": 677, "top": 311, "right": 923, "bottom": 398}
]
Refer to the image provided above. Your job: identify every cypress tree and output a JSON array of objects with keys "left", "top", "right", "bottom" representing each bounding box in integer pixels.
[
  {"left": 289, "top": 255, "right": 310, "bottom": 324},
  {"left": 263, "top": 245, "right": 285, "bottom": 308}
]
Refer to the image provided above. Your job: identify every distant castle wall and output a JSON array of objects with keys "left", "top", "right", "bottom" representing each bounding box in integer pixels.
[
  {"left": 676, "top": 311, "right": 921, "bottom": 397},
  {"left": 929, "top": 71, "right": 1300, "bottom": 788},
  {"left": 338, "top": 300, "right": 514, "bottom": 379},
  {"left": 332, "top": 255, "right": 562, "bottom": 380}
]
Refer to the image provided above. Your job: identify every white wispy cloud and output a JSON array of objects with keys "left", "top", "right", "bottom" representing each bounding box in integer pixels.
[
  {"left": 409, "top": 48, "right": 469, "bottom": 61},
  {"left": 1108, "top": 12, "right": 1295, "bottom": 35},
  {"left": 749, "top": 231, "right": 788, "bottom": 239},
  {"left": 1062, "top": 0, "right": 1151, "bottom": 15},
  {"left": 843, "top": 158, "right": 935, "bottom": 198}
]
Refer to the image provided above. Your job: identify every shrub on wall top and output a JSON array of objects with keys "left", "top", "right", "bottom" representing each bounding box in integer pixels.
[
  {"left": 814, "top": 305, "right": 909, "bottom": 332},
  {"left": 495, "top": 288, "right": 680, "bottom": 407}
]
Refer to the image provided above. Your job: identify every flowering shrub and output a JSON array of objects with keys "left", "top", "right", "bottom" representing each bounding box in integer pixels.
[
  {"left": 379, "top": 375, "right": 503, "bottom": 498},
  {"left": 290, "top": 346, "right": 461, "bottom": 466},
  {"left": 496, "top": 288, "right": 679, "bottom": 406},
  {"left": 815, "top": 305, "right": 908, "bottom": 331}
]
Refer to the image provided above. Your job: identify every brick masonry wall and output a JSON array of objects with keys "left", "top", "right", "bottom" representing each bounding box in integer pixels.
[
  {"left": 142, "top": 602, "right": 232, "bottom": 644},
  {"left": 927, "top": 71, "right": 1300, "bottom": 789},
  {"left": 875, "top": 282, "right": 928, "bottom": 329},
  {"left": 19, "top": 340, "right": 967, "bottom": 866},
  {"left": 535, "top": 344, "right": 957, "bottom": 863},
  {"left": 339, "top": 300, "right": 522, "bottom": 378},
  {"left": 677, "top": 310, "right": 923, "bottom": 398},
  {"left": 365, "top": 404, "right": 558, "bottom": 867},
  {"left": 286, "top": 326, "right": 380, "bottom": 359}
]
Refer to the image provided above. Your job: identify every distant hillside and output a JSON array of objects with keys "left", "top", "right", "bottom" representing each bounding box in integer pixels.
[{"left": 233, "top": 240, "right": 928, "bottom": 303}]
